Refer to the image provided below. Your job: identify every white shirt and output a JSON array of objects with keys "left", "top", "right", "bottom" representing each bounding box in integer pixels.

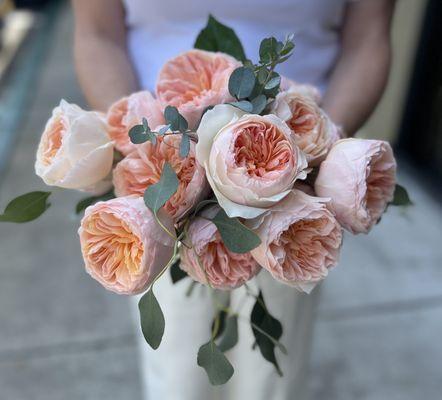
[{"left": 123, "top": 0, "right": 352, "bottom": 93}]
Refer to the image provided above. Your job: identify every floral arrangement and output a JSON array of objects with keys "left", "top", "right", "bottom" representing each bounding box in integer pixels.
[{"left": 0, "top": 16, "right": 411, "bottom": 385}]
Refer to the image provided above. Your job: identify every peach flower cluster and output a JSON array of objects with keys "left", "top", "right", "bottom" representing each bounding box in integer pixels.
[{"left": 33, "top": 47, "right": 398, "bottom": 296}]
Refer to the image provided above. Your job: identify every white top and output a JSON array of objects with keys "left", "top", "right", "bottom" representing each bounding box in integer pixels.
[{"left": 123, "top": 0, "right": 355, "bottom": 93}]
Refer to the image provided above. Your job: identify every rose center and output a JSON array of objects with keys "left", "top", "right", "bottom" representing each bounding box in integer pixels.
[
  {"left": 289, "top": 101, "right": 317, "bottom": 135},
  {"left": 41, "top": 117, "right": 64, "bottom": 166},
  {"left": 233, "top": 122, "right": 292, "bottom": 177}
]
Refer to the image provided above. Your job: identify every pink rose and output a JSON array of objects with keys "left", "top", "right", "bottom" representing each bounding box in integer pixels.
[
  {"left": 196, "top": 104, "right": 308, "bottom": 219},
  {"left": 315, "top": 138, "right": 397, "bottom": 234},
  {"left": 35, "top": 100, "right": 114, "bottom": 194},
  {"left": 78, "top": 196, "right": 175, "bottom": 295},
  {"left": 107, "top": 91, "right": 164, "bottom": 155},
  {"left": 180, "top": 207, "right": 260, "bottom": 290},
  {"left": 271, "top": 87, "right": 340, "bottom": 166},
  {"left": 247, "top": 190, "right": 342, "bottom": 293},
  {"left": 280, "top": 76, "right": 322, "bottom": 103},
  {"left": 156, "top": 49, "right": 240, "bottom": 129},
  {"left": 113, "top": 134, "right": 208, "bottom": 221}
]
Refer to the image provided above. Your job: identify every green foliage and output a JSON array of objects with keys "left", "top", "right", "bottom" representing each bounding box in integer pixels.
[
  {"left": 75, "top": 190, "right": 115, "bottom": 214},
  {"left": 170, "top": 258, "right": 188, "bottom": 283},
  {"left": 129, "top": 124, "right": 157, "bottom": 145},
  {"left": 164, "top": 106, "right": 188, "bottom": 132},
  {"left": 250, "top": 94, "right": 267, "bottom": 114},
  {"left": 197, "top": 341, "right": 234, "bottom": 385},
  {"left": 194, "top": 15, "right": 246, "bottom": 61},
  {"left": 251, "top": 291, "right": 285, "bottom": 376},
  {"left": 228, "top": 67, "right": 256, "bottom": 100},
  {"left": 390, "top": 184, "right": 413, "bottom": 206},
  {"left": 217, "top": 315, "right": 239, "bottom": 352},
  {"left": 180, "top": 133, "right": 190, "bottom": 158},
  {"left": 138, "top": 288, "right": 165, "bottom": 350},
  {"left": 229, "top": 100, "right": 253, "bottom": 113},
  {"left": 209, "top": 209, "right": 261, "bottom": 254},
  {"left": 0, "top": 191, "right": 51, "bottom": 223},
  {"left": 144, "top": 163, "right": 179, "bottom": 213}
]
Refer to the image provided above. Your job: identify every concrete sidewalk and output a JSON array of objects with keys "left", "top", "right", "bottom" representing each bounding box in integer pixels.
[{"left": 0, "top": 3, "right": 441, "bottom": 400}]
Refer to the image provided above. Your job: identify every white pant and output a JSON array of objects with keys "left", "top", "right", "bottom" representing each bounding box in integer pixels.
[{"left": 131, "top": 272, "right": 319, "bottom": 400}]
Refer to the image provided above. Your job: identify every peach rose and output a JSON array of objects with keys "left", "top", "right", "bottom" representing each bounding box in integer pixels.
[
  {"left": 315, "top": 138, "right": 397, "bottom": 234},
  {"left": 78, "top": 196, "right": 175, "bottom": 295},
  {"left": 271, "top": 88, "right": 340, "bottom": 166},
  {"left": 156, "top": 49, "right": 240, "bottom": 129},
  {"left": 280, "top": 76, "right": 322, "bottom": 103},
  {"left": 107, "top": 91, "right": 165, "bottom": 155},
  {"left": 180, "top": 207, "right": 260, "bottom": 290},
  {"left": 35, "top": 100, "right": 113, "bottom": 194},
  {"left": 196, "top": 104, "right": 308, "bottom": 219},
  {"left": 247, "top": 190, "right": 343, "bottom": 293},
  {"left": 113, "top": 134, "right": 208, "bottom": 220}
]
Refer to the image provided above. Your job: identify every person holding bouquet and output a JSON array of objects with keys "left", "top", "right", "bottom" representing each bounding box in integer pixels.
[{"left": 67, "top": 1, "right": 396, "bottom": 399}]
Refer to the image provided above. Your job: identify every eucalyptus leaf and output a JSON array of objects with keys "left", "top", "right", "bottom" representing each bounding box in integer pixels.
[
  {"left": 229, "top": 100, "right": 253, "bottom": 113},
  {"left": 228, "top": 67, "right": 256, "bottom": 100},
  {"left": 129, "top": 124, "right": 149, "bottom": 144},
  {"left": 180, "top": 133, "right": 190, "bottom": 158},
  {"left": 75, "top": 190, "right": 115, "bottom": 214},
  {"left": 210, "top": 209, "right": 261, "bottom": 254},
  {"left": 217, "top": 315, "right": 238, "bottom": 352},
  {"left": 170, "top": 258, "right": 188, "bottom": 284},
  {"left": 264, "top": 74, "right": 281, "bottom": 90},
  {"left": 390, "top": 184, "right": 413, "bottom": 206},
  {"left": 194, "top": 15, "right": 246, "bottom": 61},
  {"left": 251, "top": 291, "right": 284, "bottom": 376},
  {"left": 259, "top": 37, "right": 278, "bottom": 63},
  {"left": 144, "top": 163, "right": 179, "bottom": 213},
  {"left": 0, "top": 191, "right": 51, "bottom": 223},
  {"left": 164, "top": 106, "right": 188, "bottom": 132},
  {"left": 251, "top": 95, "right": 267, "bottom": 114},
  {"left": 197, "top": 341, "right": 234, "bottom": 385},
  {"left": 142, "top": 117, "right": 149, "bottom": 131},
  {"left": 138, "top": 288, "right": 165, "bottom": 350},
  {"left": 157, "top": 124, "right": 171, "bottom": 135}
]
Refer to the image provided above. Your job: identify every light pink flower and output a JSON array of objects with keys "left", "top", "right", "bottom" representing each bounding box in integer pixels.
[
  {"left": 247, "top": 190, "right": 342, "bottom": 293},
  {"left": 315, "top": 138, "right": 397, "bottom": 234},
  {"left": 271, "top": 87, "right": 340, "bottom": 166},
  {"left": 107, "top": 91, "right": 164, "bottom": 155},
  {"left": 280, "top": 76, "right": 322, "bottom": 103},
  {"left": 113, "top": 134, "right": 208, "bottom": 221},
  {"left": 196, "top": 104, "right": 308, "bottom": 219},
  {"left": 156, "top": 49, "right": 240, "bottom": 129},
  {"left": 78, "top": 196, "right": 175, "bottom": 295},
  {"left": 180, "top": 207, "right": 260, "bottom": 290},
  {"left": 35, "top": 100, "right": 113, "bottom": 194}
]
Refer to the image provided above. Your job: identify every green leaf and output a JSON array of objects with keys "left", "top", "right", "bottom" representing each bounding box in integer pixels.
[
  {"left": 251, "top": 291, "right": 284, "bottom": 376},
  {"left": 264, "top": 74, "right": 281, "bottom": 90},
  {"left": 142, "top": 117, "right": 149, "bottom": 131},
  {"left": 259, "top": 37, "right": 278, "bottom": 64},
  {"left": 390, "top": 184, "right": 413, "bottom": 206},
  {"left": 250, "top": 95, "right": 267, "bottom": 114},
  {"left": 194, "top": 15, "right": 246, "bottom": 61},
  {"left": 157, "top": 124, "right": 171, "bottom": 135},
  {"left": 193, "top": 199, "right": 218, "bottom": 217},
  {"left": 75, "top": 190, "right": 115, "bottom": 214},
  {"left": 138, "top": 288, "right": 165, "bottom": 350},
  {"left": 197, "top": 341, "right": 234, "bottom": 385},
  {"left": 170, "top": 258, "right": 188, "bottom": 284},
  {"left": 229, "top": 100, "right": 253, "bottom": 113},
  {"left": 212, "top": 310, "right": 227, "bottom": 340},
  {"left": 217, "top": 315, "right": 238, "bottom": 352},
  {"left": 228, "top": 67, "right": 256, "bottom": 100},
  {"left": 0, "top": 191, "right": 51, "bottom": 223},
  {"left": 129, "top": 125, "right": 148, "bottom": 144},
  {"left": 144, "top": 163, "right": 179, "bottom": 213},
  {"left": 164, "top": 106, "right": 188, "bottom": 132},
  {"left": 209, "top": 209, "right": 261, "bottom": 254},
  {"left": 180, "top": 133, "right": 190, "bottom": 158}
]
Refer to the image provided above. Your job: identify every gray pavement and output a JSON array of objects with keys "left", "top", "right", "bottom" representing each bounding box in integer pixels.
[{"left": 0, "top": 3, "right": 441, "bottom": 400}]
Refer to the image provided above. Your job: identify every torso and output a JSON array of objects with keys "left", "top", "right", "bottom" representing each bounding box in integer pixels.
[{"left": 123, "top": 0, "right": 348, "bottom": 92}]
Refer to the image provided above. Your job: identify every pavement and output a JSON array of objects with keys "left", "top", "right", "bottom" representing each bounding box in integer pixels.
[{"left": 0, "top": 3, "right": 441, "bottom": 400}]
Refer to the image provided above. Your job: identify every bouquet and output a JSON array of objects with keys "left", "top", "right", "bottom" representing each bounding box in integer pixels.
[{"left": 0, "top": 16, "right": 411, "bottom": 385}]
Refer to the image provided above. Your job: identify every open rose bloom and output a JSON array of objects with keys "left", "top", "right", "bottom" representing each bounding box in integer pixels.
[{"left": 11, "top": 22, "right": 407, "bottom": 384}]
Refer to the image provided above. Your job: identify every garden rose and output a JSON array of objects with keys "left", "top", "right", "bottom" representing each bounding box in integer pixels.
[
  {"left": 113, "top": 134, "right": 208, "bottom": 220},
  {"left": 107, "top": 91, "right": 164, "bottom": 155},
  {"left": 280, "top": 76, "right": 322, "bottom": 103},
  {"left": 35, "top": 100, "right": 113, "bottom": 193},
  {"left": 315, "top": 138, "right": 397, "bottom": 234},
  {"left": 196, "top": 104, "right": 308, "bottom": 219},
  {"left": 156, "top": 49, "right": 240, "bottom": 129},
  {"left": 180, "top": 207, "right": 260, "bottom": 290},
  {"left": 271, "top": 87, "right": 340, "bottom": 166},
  {"left": 248, "top": 190, "right": 343, "bottom": 293},
  {"left": 78, "top": 196, "right": 174, "bottom": 295}
]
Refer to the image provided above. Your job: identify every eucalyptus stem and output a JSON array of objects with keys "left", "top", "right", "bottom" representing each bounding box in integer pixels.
[{"left": 154, "top": 212, "right": 177, "bottom": 241}]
